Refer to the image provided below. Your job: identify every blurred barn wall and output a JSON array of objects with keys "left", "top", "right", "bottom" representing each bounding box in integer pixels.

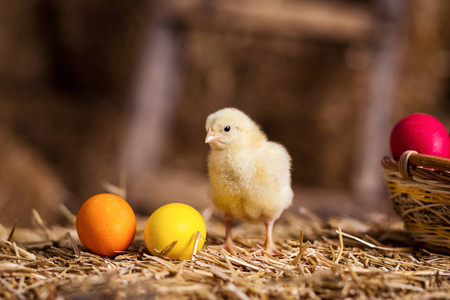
[{"left": 0, "top": 0, "right": 450, "bottom": 226}]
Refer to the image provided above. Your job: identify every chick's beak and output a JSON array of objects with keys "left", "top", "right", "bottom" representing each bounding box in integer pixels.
[{"left": 205, "top": 128, "right": 221, "bottom": 144}]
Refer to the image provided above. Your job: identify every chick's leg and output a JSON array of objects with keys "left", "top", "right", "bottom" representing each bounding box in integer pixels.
[
  {"left": 264, "top": 219, "right": 282, "bottom": 256},
  {"left": 223, "top": 213, "right": 237, "bottom": 255},
  {"left": 211, "top": 213, "right": 237, "bottom": 255}
]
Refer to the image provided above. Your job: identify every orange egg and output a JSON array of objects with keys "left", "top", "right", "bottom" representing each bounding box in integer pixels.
[{"left": 76, "top": 193, "right": 136, "bottom": 257}]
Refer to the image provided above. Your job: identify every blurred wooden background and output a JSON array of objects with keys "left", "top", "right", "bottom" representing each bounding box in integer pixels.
[{"left": 1, "top": 0, "right": 450, "bottom": 226}]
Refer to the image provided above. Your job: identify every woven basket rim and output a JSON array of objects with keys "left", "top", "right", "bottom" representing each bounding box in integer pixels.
[{"left": 382, "top": 151, "right": 450, "bottom": 184}]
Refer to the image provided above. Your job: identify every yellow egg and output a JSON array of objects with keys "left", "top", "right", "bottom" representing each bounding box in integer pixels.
[{"left": 144, "top": 203, "right": 207, "bottom": 260}]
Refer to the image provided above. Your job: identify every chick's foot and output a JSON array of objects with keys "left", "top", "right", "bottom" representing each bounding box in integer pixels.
[
  {"left": 252, "top": 244, "right": 283, "bottom": 256},
  {"left": 209, "top": 242, "right": 237, "bottom": 256}
]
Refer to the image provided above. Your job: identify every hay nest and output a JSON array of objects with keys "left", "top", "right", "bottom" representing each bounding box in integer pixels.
[
  {"left": 382, "top": 151, "right": 450, "bottom": 254},
  {"left": 1, "top": 206, "right": 450, "bottom": 299}
]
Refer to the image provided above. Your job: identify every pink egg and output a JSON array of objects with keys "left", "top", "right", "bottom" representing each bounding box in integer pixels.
[{"left": 390, "top": 113, "right": 450, "bottom": 160}]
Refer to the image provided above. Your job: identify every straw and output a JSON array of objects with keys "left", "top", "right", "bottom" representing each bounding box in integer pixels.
[{"left": 0, "top": 207, "right": 449, "bottom": 299}]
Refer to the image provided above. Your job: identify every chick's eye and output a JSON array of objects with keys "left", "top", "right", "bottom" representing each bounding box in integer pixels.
[{"left": 224, "top": 126, "right": 231, "bottom": 132}]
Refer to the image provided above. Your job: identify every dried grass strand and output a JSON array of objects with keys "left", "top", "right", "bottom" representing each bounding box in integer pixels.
[{"left": 334, "top": 226, "right": 344, "bottom": 264}]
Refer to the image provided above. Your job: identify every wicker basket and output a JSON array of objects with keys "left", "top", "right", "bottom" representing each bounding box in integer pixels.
[{"left": 382, "top": 150, "right": 450, "bottom": 254}]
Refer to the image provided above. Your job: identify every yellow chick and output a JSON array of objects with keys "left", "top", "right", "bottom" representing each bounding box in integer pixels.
[{"left": 205, "top": 108, "right": 293, "bottom": 255}]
